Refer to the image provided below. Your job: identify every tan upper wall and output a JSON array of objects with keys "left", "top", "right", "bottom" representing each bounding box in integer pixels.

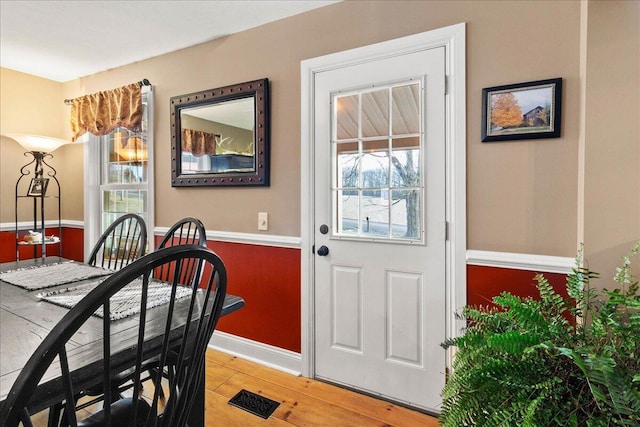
[
  {"left": 583, "top": 1, "right": 640, "bottom": 284},
  {"left": 1, "top": 1, "right": 638, "bottom": 265},
  {"left": 0, "top": 68, "right": 83, "bottom": 223}
]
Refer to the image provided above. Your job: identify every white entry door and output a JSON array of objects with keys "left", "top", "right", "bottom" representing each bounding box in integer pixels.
[{"left": 313, "top": 46, "right": 446, "bottom": 412}]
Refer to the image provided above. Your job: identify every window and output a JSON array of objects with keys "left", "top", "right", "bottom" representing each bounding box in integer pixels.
[
  {"left": 84, "top": 87, "right": 154, "bottom": 260},
  {"left": 332, "top": 81, "right": 423, "bottom": 242}
]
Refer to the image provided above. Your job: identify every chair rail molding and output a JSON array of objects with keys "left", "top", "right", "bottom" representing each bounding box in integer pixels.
[
  {"left": 467, "top": 249, "right": 575, "bottom": 274},
  {"left": 1, "top": 219, "right": 84, "bottom": 232},
  {"left": 3, "top": 222, "right": 302, "bottom": 250},
  {"left": 154, "top": 227, "right": 301, "bottom": 249}
]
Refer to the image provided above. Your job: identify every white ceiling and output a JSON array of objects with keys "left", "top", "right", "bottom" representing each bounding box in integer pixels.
[{"left": 0, "top": 0, "right": 339, "bottom": 82}]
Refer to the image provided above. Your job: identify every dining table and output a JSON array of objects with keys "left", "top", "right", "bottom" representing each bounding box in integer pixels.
[{"left": 0, "top": 256, "right": 245, "bottom": 426}]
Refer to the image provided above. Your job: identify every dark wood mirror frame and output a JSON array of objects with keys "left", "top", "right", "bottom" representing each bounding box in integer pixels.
[{"left": 170, "top": 78, "right": 269, "bottom": 187}]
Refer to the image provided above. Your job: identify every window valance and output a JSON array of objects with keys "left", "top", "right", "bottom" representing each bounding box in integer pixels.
[
  {"left": 182, "top": 129, "right": 219, "bottom": 156},
  {"left": 69, "top": 83, "right": 143, "bottom": 142}
]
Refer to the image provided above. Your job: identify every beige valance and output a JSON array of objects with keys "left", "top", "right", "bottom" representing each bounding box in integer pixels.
[
  {"left": 182, "top": 129, "right": 219, "bottom": 156},
  {"left": 69, "top": 83, "right": 142, "bottom": 142}
]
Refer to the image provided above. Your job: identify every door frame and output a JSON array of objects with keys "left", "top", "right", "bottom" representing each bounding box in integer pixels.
[{"left": 300, "top": 23, "right": 467, "bottom": 380}]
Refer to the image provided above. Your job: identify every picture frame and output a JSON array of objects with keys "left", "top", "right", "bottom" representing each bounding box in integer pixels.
[
  {"left": 482, "top": 78, "right": 562, "bottom": 142},
  {"left": 27, "top": 178, "right": 49, "bottom": 196}
]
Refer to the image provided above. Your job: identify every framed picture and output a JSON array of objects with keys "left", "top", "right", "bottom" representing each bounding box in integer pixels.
[
  {"left": 482, "top": 78, "right": 562, "bottom": 142},
  {"left": 27, "top": 178, "right": 49, "bottom": 196}
]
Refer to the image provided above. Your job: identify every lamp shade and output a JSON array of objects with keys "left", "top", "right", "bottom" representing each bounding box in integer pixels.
[{"left": 4, "top": 134, "right": 70, "bottom": 153}]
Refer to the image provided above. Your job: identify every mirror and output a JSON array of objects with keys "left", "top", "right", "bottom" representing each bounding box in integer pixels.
[{"left": 170, "top": 78, "right": 269, "bottom": 187}]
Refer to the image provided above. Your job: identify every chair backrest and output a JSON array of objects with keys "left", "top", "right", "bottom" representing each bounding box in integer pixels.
[
  {"left": 155, "top": 217, "right": 207, "bottom": 285},
  {"left": 157, "top": 217, "right": 206, "bottom": 249},
  {"left": 88, "top": 213, "right": 147, "bottom": 270},
  {"left": 0, "top": 245, "right": 227, "bottom": 427}
]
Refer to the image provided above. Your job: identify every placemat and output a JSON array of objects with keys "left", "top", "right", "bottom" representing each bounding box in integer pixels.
[
  {"left": 37, "top": 278, "right": 193, "bottom": 321},
  {"left": 0, "top": 261, "right": 113, "bottom": 291}
]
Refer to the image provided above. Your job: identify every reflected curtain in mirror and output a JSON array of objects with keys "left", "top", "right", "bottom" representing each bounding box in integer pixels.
[
  {"left": 69, "top": 82, "right": 144, "bottom": 142},
  {"left": 182, "top": 129, "right": 219, "bottom": 156}
]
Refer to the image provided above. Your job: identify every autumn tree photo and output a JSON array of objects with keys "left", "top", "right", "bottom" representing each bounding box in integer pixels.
[{"left": 491, "top": 92, "right": 522, "bottom": 129}]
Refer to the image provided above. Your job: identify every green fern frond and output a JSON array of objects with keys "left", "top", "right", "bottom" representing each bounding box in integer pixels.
[
  {"left": 440, "top": 242, "right": 640, "bottom": 427},
  {"left": 486, "top": 330, "right": 541, "bottom": 354},
  {"left": 614, "top": 241, "right": 640, "bottom": 292}
]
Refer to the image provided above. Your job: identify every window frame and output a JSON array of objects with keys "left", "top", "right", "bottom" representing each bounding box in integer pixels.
[
  {"left": 330, "top": 80, "right": 425, "bottom": 244},
  {"left": 83, "top": 86, "right": 155, "bottom": 261}
]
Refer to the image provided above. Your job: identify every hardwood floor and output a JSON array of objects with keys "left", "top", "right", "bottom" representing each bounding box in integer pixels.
[
  {"left": 29, "top": 349, "right": 439, "bottom": 426},
  {"left": 206, "top": 349, "right": 439, "bottom": 426}
]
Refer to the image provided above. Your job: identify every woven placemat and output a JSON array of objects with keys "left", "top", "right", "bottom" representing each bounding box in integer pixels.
[
  {"left": 0, "top": 262, "right": 113, "bottom": 291},
  {"left": 37, "top": 278, "right": 193, "bottom": 321}
]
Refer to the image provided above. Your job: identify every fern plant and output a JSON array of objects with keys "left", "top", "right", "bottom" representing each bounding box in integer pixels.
[{"left": 440, "top": 242, "right": 640, "bottom": 426}]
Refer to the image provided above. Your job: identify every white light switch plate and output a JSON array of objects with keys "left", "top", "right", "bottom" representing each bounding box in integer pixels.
[{"left": 258, "top": 212, "right": 268, "bottom": 231}]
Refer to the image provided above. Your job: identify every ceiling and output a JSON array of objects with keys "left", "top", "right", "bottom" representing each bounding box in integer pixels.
[{"left": 0, "top": 0, "right": 339, "bottom": 82}]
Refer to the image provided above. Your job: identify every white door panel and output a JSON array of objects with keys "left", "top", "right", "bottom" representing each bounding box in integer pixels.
[{"left": 313, "top": 46, "right": 446, "bottom": 411}]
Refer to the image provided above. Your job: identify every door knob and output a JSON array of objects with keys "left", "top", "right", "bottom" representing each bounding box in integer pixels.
[{"left": 317, "top": 245, "right": 329, "bottom": 256}]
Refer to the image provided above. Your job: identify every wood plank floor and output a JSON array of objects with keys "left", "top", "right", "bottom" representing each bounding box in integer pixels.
[
  {"left": 206, "top": 349, "right": 439, "bottom": 426},
  {"left": 29, "top": 349, "right": 439, "bottom": 426}
]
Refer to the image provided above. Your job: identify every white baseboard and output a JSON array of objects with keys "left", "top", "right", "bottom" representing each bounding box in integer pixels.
[
  {"left": 208, "top": 330, "right": 302, "bottom": 376},
  {"left": 466, "top": 250, "right": 575, "bottom": 274}
]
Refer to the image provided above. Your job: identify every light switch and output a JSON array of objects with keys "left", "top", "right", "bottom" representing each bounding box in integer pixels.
[{"left": 258, "top": 212, "right": 268, "bottom": 231}]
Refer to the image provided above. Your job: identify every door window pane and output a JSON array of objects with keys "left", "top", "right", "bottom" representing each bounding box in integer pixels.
[
  {"left": 362, "top": 189, "right": 389, "bottom": 237},
  {"left": 391, "top": 189, "right": 420, "bottom": 239},
  {"left": 362, "top": 89, "right": 389, "bottom": 138},
  {"left": 392, "top": 84, "right": 420, "bottom": 135},
  {"left": 362, "top": 139, "right": 388, "bottom": 188},
  {"left": 332, "top": 81, "right": 423, "bottom": 242},
  {"left": 391, "top": 138, "right": 420, "bottom": 187},
  {"left": 337, "top": 190, "right": 358, "bottom": 235},
  {"left": 335, "top": 94, "right": 359, "bottom": 140},
  {"left": 336, "top": 142, "right": 359, "bottom": 188}
]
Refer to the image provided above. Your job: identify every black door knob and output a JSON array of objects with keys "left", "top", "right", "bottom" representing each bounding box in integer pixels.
[{"left": 317, "top": 245, "right": 329, "bottom": 256}]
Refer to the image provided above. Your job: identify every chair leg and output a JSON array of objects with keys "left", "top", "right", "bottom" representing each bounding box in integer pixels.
[
  {"left": 47, "top": 403, "right": 62, "bottom": 427},
  {"left": 148, "top": 367, "right": 166, "bottom": 399},
  {"left": 20, "top": 407, "right": 34, "bottom": 427}
]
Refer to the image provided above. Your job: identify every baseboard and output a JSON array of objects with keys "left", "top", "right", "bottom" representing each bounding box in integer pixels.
[
  {"left": 466, "top": 250, "right": 575, "bottom": 274},
  {"left": 208, "top": 330, "right": 302, "bottom": 376}
]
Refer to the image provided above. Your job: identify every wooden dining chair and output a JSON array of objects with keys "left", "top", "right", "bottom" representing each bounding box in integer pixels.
[
  {"left": 0, "top": 245, "right": 228, "bottom": 427},
  {"left": 88, "top": 213, "right": 147, "bottom": 271},
  {"left": 94, "top": 217, "right": 209, "bottom": 407},
  {"left": 72, "top": 217, "right": 206, "bottom": 415}
]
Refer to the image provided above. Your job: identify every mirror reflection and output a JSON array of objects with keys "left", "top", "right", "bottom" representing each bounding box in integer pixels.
[
  {"left": 170, "top": 78, "right": 269, "bottom": 187},
  {"left": 180, "top": 97, "right": 255, "bottom": 174}
]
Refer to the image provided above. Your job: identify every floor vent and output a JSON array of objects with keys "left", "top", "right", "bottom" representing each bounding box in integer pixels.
[{"left": 228, "top": 389, "right": 280, "bottom": 419}]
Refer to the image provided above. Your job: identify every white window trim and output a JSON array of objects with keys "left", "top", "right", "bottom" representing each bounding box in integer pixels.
[{"left": 83, "top": 86, "right": 155, "bottom": 261}]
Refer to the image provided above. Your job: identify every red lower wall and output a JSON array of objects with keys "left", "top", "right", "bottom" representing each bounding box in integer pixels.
[
  {"left": 3, "top": 227, "right": 570, "bottom": 355},
  {"left": 0, "top": 227, "right": 84, "bottom": 263},
  {"left": 467, "top": 264, "right": 569, "bottom": 308},
  {"left": 207, "top": 240, "right": 302, "bottom": 353},
  {"left": 153, "top": 236, "right": 302, "bottom": 353}
]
